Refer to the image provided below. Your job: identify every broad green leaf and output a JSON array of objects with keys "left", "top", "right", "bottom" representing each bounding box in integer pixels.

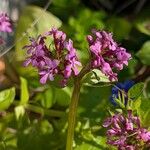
[
  {"left": 54, "top": 87, "right": 71, "bottom": 106},
  {"left": 15, "top": 5, "right": 62, "bottom": 61},
  {"left": 128, "top": 82, "right": 144, "bottom": 100},
  {"left": 136, "top": 41, "right": 150, "bottom": 65},
  {"left": 20, "top": 77, "right": 29, "bottom": 105},
  {"left": 138, "top": 98, "right": 150, "bottom": 127},
  {"left": 0, "top": 87, "right": 15, "bottom": 110},
  {"left": 40, "top": 87, "right": 54, "bottom": 109},
  {"left": 106, "top": 17, "right": 131, "bottom": 41},
  {"left": 78, "top": 86, "right": 111, "bottom": 124}
]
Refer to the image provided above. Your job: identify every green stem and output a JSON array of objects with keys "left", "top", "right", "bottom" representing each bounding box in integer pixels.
[
  {"left": 66, "top": 78, "right": 81, "bottom": 150},
  {"left": 13, "top": 101, "right": 65, "bottom": 117},
  {"left": 66, "top": 63, "right": 91, "bottom": 150},
  {"left": 25, "top": 104, "right": 65, "bottom": 117}
]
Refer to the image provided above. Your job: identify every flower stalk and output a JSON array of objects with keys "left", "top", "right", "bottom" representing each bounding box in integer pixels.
[
  {"left": 66, "top": 78, "right": 81, "bottom": 150},
  {"left": 66, "top": 63, "right": 91, "bottom": 150}
]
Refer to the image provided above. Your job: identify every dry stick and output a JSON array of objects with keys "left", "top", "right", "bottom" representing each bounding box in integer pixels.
[{"left": 0, "top": 0, "right": 52, "bottom": 58}]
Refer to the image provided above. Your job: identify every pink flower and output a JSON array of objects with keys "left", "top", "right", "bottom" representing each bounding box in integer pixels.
[
  {"left": 23, "top": 28, "right": 81, "bottom": 86},
  {"left": 103, "top": 111, "right": 150, "bottom": 149},
  {"left": 0, "top": 12, "right": 12, "bottom": 33},
  {"left": 87, "top": 29, "right": 131, "bottom": 81}
]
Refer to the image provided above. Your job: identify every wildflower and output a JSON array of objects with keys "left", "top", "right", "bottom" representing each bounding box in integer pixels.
[
  {"left": 110, "top": 80, "right": 134, "bottom": 106},
  {"left": 23, "top": 28, "right": 81, "bottom": 86},
  {"left": 103, "top": 110, "right": 150, "bottom": 149},
  {"left": 87, "top": 29, "right": 131, "bottom": 81},
  {"left": 0, "top": 12, "right": 12, "bottom": 33}
]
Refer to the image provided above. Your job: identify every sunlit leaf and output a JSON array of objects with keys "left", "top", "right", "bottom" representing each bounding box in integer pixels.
[
  {"left": 83, "top": 69, "right": 110, "bottom": 87},
  {"left": 15, "top": 105, "right": 25, "bottom": 120},
  {"left": 20, "top": 77, "right": 29, "bottom": 105},
  {"left": 0, "top": 87, "right": 15, "bottom": 110},
  {"left": 128, "top": 82, "right": 144, "bottom": 100}
]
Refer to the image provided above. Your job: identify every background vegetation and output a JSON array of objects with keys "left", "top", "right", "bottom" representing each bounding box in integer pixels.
[{"left": 0, "top": 0, "right": 150, "bottom": 149}]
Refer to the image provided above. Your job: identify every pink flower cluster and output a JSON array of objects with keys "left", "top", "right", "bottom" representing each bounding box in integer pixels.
[
  {"left": 0, "top": 12, "right": 12, "bottom": 45},
  {"left": 23, "top": 28, "right": 81, "bottom": 86},
  {"left": 0, "top": 12, "right": 12, "bottom": 33},
  {"left": 87, "top": 29, "right": 131, "bottom": 81},
  {"left": 103, "top": 110, "right": 150, "bottom": 149}
]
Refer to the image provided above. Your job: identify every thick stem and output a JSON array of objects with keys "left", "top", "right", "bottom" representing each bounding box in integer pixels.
[{"left": 66, "top": 78, "right": 81, "bottom": 150}]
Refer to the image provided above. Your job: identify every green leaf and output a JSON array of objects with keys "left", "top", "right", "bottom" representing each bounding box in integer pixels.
[
  {"left": 40, "top": 87, "right": 54, "bottom": 109},
  {"left": 136, "top": 20, "right": 150, "bottom": 35},
  {"left": 106, "top": 17, "right": 131, "bottom": 41},
  {"left": 0, "top": 87, "right": 15, "bottom": 110},
  {"left": 136, "top": 41, "right": 150, "bottom": 65},
  {"left": 15, "top": 5, "right": 62, "bottom": 61},
  {"left": 138, "top": 98, "right": 150, "bottom": 127},
  {"left": 130, "top": 98, "right": 141, "bottom": 111},
  {"left": 83, "top": 69, "right": 110, "bottom": 86},
  {"left": 128, "top": 82, "right": 144, "bottom": 100},
  {"left": 54, "top": 87, "right": 71, "bottom": 106},
  {"left": 20, "top": 77, "right": 29, "bottom": 105},
  {"left": 67, "top": 8, "right": 105, "bottom": 64},
  {"left": 75, "top": 136, "right": 110, "bottom": 150},
  {"left": 135, "top": 9, "right": 150, "bottom": 35}
]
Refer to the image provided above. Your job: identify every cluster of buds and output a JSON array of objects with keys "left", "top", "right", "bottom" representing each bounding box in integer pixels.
[
  {"left": 23, "top": 28, "right": 81, "bottom": 87},
  {"left": 103, "top": 110, "right": 150, "bottom": 149}
]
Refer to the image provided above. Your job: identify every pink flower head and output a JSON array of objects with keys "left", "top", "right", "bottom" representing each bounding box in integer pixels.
[
  {"left": 87, "top": 29, "right": 131, "bottom": 81},
  {"left": 103, "top": 111, "right": 150, "bottom": 149},
  {"left": 0, "top": 12, "right": 12, "bottom": 33},
  {"left": 23, "top": 28, "right": 81, "bottom": 86}
]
